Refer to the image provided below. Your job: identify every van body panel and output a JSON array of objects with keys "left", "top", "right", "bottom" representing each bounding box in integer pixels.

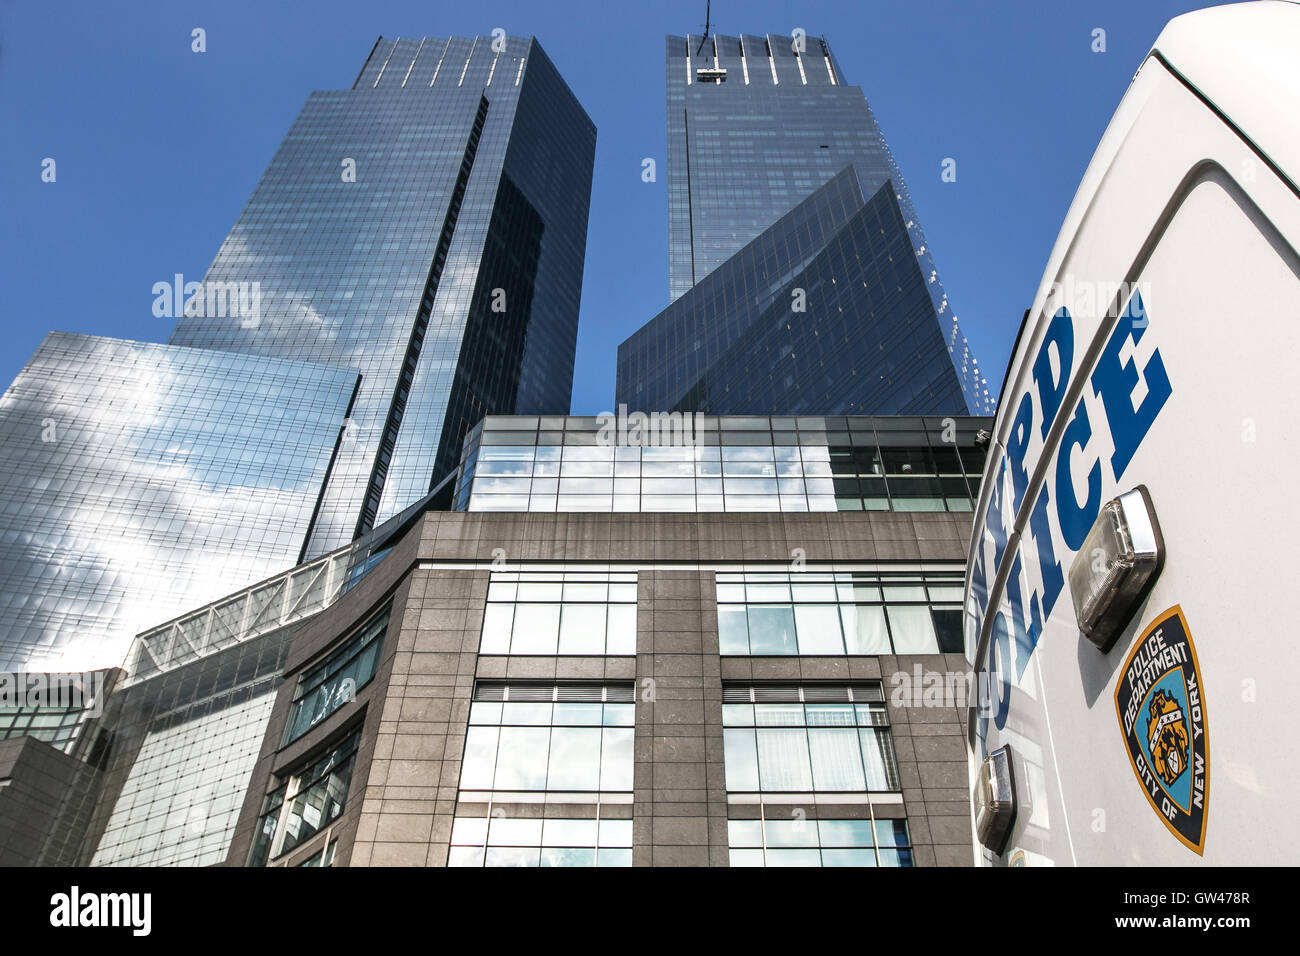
[{"left": 964, "top": 2, "right": 1300, "bottom": 865}]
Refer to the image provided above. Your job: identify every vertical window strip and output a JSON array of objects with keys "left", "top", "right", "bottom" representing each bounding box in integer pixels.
[
  {"left": 400, "top": 37, "right": 426, "bottom": 87},
  {"left": 458, "top": 36, "right": 477, "bottom": 87},
  {"left": 372, "top": 38, "right": 399, "bottom": 88},
  {"left": 429, "top": 37, "right": 452, "bottom": 86},
  {"left": 401, "top": 37, "right": 425, "bottom": 88}
]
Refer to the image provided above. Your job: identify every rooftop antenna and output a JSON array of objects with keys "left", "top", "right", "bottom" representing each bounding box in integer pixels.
[{"left": 695, "top": 0, "right": 711, "bottom": 55}]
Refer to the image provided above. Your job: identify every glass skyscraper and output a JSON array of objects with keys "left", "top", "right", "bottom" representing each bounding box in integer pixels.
[
  {"left": 617, "top": 166, "right": 975, "bottom": 414},
  {"left": 170, "top": 35, "right": 596, "bottom": 554},
  {"left": 0, "top": 36, "right": 594, "bottom": 673},
  {"left": 0, "top": 334, "right": 358, "bottom": 672},
  {"left": 617, "top": 33, "right": 991, "bottom": 416}
]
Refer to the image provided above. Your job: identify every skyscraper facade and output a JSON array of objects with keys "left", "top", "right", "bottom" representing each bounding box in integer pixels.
[
  {"left": 0, "top": 36, "right": 594, "bottom": 673},
  {"left": 617, "top": 33, "right": 991, "bottom": 416},
  {"left": 169, "top": 35, "right": 596, "bottom": 555},
  {"left": 0, "top": 333, "right": 358, "bottom": 672},
  {"left": 617, "top": 167, "right": 973, "bottom": 415}
]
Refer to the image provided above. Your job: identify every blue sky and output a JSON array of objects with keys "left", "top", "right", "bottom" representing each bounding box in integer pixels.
[{"left": 1, "top": 0, "right": 1218, "bottom": 413}]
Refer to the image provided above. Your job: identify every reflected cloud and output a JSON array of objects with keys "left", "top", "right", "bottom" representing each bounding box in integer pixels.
[{"left": 0, "top": 333, "right": 357, "bottom": 673}]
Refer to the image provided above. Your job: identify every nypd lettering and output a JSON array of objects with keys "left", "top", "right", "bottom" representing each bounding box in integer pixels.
[
  {"left": 1114, "top": 606, "right": 1209, "bottom": 854},
  {"left": 971, "top": 290, "right": 1173, "bottom": 742}
]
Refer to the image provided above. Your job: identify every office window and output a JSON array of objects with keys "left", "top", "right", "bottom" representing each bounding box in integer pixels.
[
  {"left": 728, "top": 817, "right": 913, "bottom": 867},
  {"left": 716, "top": 570, "right": 964, "bottom": 654},
  {"left": 250, "top": 729, "right": 360, "bottom": 867},
  {"left": 459, "top": 683, "right": 635, "bottom": 796},
  {"left": 479, "top": 571, "right": 637, "bottom": 655},
  {"left": 296, "top": 840, "right": 338, "bottom": 867},
  {"left": 459, "top": 417, "right": 990, "bottom": 515},
  {"left": 341, "top": 547, "right": 393, "bottom": 594},
  {"left": 721, "top": 684, "right": 899, "bottom": 793},
  {"left": 0, "top": 701, "right": 85, "bottom": 753},
  {"left": 284, "top": 608, "right": 389, "bottom": 744},
  {"left": 448, "top": 816, "right": 633, "bottom": 867}
]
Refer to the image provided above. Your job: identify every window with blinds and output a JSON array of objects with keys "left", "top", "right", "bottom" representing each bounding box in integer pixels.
[{"left": 721, "top": 682, "right": 900, "bottom": 793}]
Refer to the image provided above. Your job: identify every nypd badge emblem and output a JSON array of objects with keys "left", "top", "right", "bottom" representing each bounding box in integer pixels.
[{"left": 1114, "top": 606, "right": 1209, "bottom": 854}]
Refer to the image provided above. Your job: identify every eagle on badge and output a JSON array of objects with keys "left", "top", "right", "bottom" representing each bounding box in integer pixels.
[{"left": 1146, "top": 689, "right": 1189, "bottom": 785}]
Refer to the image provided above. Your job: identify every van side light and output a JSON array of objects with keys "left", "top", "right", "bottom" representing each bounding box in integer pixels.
[
  {"left": 975, "top": 745, "right": 1017, "bottom": 855},
  {"left": 1067, "top": 485, "right": 1165, "bottom": 653}
]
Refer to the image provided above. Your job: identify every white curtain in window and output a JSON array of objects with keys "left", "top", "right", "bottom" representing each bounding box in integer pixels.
[
  {"left": 885, "top": 605, "right": 939, "bottom": 653},
  {"left": 807, "top": 728, "right": 867, "bottom": 791},
  {"left": 841, "top": 604, "right": 891, "bottom": 654},
  {"left": 859, "top": 728, "right": 898, "bottom": 790},
  {"left": 756, "top": 728, "right": 814, "bottom": 791}
]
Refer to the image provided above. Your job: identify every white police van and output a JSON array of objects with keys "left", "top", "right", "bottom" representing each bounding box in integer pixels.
[{"left": 965, "top": 1, "right": 1300, "bottom": 864}]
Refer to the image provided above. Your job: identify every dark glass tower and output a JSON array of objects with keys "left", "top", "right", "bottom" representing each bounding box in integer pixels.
[
  {"left": 169, "top": 35, "right": 596, "bottom": 554},
  {"left": 618, "top": 167, "right": 971, "bottom": 414},
  {"left": 619, "top": 33, "right": 990, "bottom": 415}
]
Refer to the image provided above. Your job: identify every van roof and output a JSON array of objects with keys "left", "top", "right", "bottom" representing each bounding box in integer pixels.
[{"left": 1152, "top": 1, "right": 1300, "bottom": 190}]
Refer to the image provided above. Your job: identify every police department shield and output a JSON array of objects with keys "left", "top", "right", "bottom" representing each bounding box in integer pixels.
[{"left": 1114, "top": 606, "right": 1209, "bottom": 854}]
